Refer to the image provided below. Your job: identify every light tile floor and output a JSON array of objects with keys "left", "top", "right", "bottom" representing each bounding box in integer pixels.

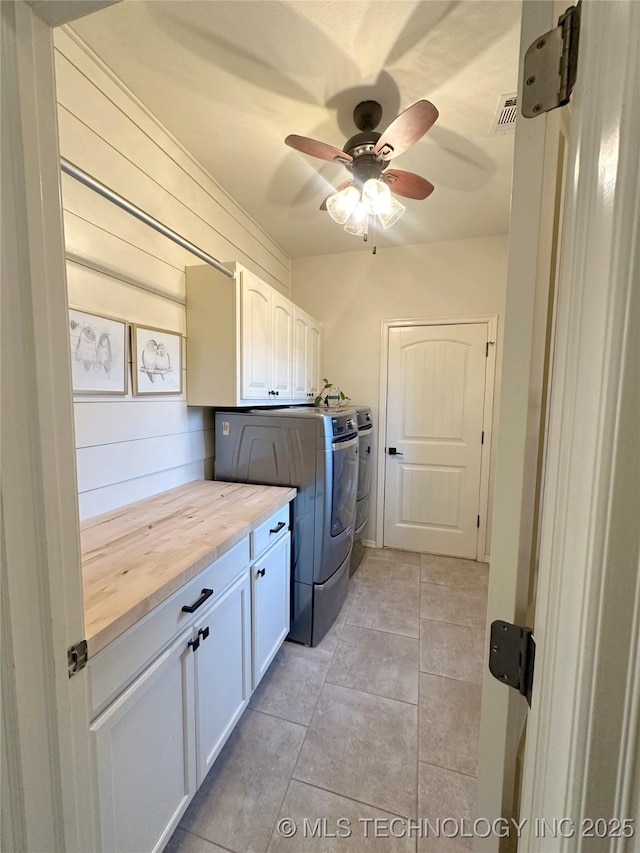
[{"left": 166, "top": 549, "right": 489, "bottom": 853}]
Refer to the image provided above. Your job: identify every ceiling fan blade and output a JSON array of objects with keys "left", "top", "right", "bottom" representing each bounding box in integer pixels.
[
  {"left": 383, "top": 169, "right": 435, "bottom": 200},
  {"left": 319, "top": 180, "right": 353, "bottom": 210},
  {"left": 374, "top": 100, "right": 439, "bottom": 160},
  {"left": 285, "top": 135, "right": 352, "bottom": 165}
]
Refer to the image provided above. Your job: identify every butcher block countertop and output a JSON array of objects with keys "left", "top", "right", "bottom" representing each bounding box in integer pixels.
[{"left": 81, "top": 481, "right": 296, "bottom": 657}]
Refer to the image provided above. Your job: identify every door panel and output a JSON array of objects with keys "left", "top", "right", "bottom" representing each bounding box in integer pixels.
[
  {"left": 91, "top": 630, "right": 195, "bottom": 853},
  {"left": 384, "top": 324, "right": 487, "bottom": 557},
  {"left": 240, "top": 271, "right": 271, "bottom": 399},
  {"left": 194, "top": 572, "right": 250, "bottom": 785},
  {"left": 271, "top": 291, "right": 292, "bottom": 397},
  {"left": 308, "top": 320, "right": 321, "bottom": 397},
  {"left": 252, "top": 534, "right": 290, "bottom": 689},
  {"left": 292, "top": 309, "right": 309, "bottom": 400}
]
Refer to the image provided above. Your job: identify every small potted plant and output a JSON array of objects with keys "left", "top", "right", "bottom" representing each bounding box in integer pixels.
[{"left": 314, "top": 379, "right": 350, "bottom": 408}]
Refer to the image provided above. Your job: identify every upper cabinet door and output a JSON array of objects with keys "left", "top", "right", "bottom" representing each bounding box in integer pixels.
[
  {"left": 292, "top": 308, "right": 309, "bottom": 401},
  {"left": 308, "top": 319, "right": 321, "bottom": 398},
  {"left": 240, "top": 271, "right": 272, "bottom": 399},
  {"left": 271, "top": 292, "right": 293, "bottom": 399}
]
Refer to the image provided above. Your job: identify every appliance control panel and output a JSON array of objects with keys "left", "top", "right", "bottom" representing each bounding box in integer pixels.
[{"left": 331, "top": 414, "right": 357, "bottom": 437}]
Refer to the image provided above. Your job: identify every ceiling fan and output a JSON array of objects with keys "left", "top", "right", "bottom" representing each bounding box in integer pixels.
[{"left": 285, "top": 99, "right": 438, "bottom": 239}]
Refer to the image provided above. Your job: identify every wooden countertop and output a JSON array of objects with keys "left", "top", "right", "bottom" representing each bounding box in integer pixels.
[{"left": 81, "top": 481, "right": 296, "bottom": 656}]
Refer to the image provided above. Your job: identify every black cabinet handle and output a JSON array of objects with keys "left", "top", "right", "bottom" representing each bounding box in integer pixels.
[
  {"left": 270, "top": 521, "right": 286, "bottom": 534},
  {"left": 181, "top": 588, "right": 214, "bottom": 613},
  {"left": 388, "top": 447, "right": 404, "bottom": 456},
  {"left": 188, "top": 637, "right": 200, "bottom": 653},
  {"left": 257, "top": 568, "right": 266, "bottom": 578},
  {"left": 198, "top": 626, "right": 210, "bottom": 642}
]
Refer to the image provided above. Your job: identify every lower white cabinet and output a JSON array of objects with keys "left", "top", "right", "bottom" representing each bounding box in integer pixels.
[
  {"left": 252, "top": 532, "right": 291, "bottom": 689},
  {"left": 90, "top": 511, "right": 292, "bottom": 852},
  {"left": 193, "top": 571, "right": 251, "bottom": 785},
  {"left": 91, "top": 629, "right": 196, "bottom": 853}
]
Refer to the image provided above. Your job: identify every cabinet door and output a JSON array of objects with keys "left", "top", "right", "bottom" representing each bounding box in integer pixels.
[
  {"left": 252, "top": 532, "right": 291, "bottom": 689},
  {"left": 240, "top": 271, "right": 272, "bottom": 399},
  {"left": 271, "top": 291, "right": 293, "bottom": 399},
  {"left": 91, "top": 630, "right": 195, "bottom": 853},
  {"left": 308, "top": 319, "right": 321, "bottom": 398},
  {"left": 193, "top": 571, "right": 251, "bottom": 786},
  {"left": 292, "top": 308, "right": 309, "bottom": 401}
]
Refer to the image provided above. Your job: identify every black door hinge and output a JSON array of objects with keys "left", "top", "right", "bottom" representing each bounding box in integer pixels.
[
  {"left": 522, "top": 2, "right": 581, "bottom": 118},
  {"left": 68, "top": 639, "right": 88, "bottom": 677},
  {"left": 489, "top": 620, "right": 536, "bottom": 706},
  {"left": 477, "top": 515, "right": 480, "bottom": 528},
  {"left": 481, "top": 430, "right": 485, "bottom": 445}
]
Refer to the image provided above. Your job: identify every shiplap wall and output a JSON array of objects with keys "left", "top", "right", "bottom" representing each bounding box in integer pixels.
[{"left": 55, "top": 28, "right": 291, "bottom": 520}]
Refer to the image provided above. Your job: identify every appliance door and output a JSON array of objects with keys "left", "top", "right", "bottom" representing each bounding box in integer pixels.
[
  {"left": 356, "top": 426, "right": 373, "bottom": 500},
  {"left": 316, "top": 433, "right": 359, "bottom": 584},
  {"left": 330, "top": 434, "right": 359, "bottom": 538}
]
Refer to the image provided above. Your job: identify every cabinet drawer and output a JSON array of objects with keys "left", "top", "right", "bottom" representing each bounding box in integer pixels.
[
  {"left": 88, "top": 536, "right": 250, "bottom": 718},
  {"left": 251, "top": 504, "right": 290, "bottom": 560}
]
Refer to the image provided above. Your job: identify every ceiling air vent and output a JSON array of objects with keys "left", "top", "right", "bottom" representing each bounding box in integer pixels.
[{"left": 490, "top": 93, "right": 517, "bottom": 135}]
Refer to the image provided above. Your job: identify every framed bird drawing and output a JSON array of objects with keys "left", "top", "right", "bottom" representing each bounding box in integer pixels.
[
  {"left": 131, "top": 324, "right": 183, "bottom": 396},
  {"left": 68, "top": 307, "right": 127, "bottom": 395}
]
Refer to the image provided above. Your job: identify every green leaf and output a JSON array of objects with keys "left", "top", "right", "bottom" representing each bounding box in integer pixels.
[{"left": 339, "top": 391, "right": 346, "bottom": 399}]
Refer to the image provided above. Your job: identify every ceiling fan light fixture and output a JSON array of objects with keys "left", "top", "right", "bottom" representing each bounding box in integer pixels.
[
  {"left": 343, "top": 202, "right": 369, "bottom": 236},
  {"left": 362, "top": 178, "right": 391, "bottom": 215},
  {"left": 377, "top": 196, "right": 406, "bottom": 230},
  {"left": 326, "top": 185, "right": 360, "bottom": 224}
]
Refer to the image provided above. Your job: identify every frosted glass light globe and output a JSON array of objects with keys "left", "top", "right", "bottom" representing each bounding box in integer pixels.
[
  {"left": 326, "top": 185, "right": 360, "bottom": 224},
  {"left": 343, "top": 202, "right": 369, "bottom": 236},
  {"left": 362, "top": 178, "right": 392, "bottom": 215},
  {"left": 377, "top": 196, "right": 406, "bottom": 229}
]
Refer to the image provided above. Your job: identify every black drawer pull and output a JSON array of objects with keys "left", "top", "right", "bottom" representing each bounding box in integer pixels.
[
  {"left": 257, "top": 568, "right": 266, "bottom": 578},
  {"left": 188, "top": 637, "right": 200, "bottom": 653},
  {"left": 198, "top": 626, "right": 210, "bottom": 642},
  {"left": 270, "top": 521, "right": 286, "bottom": 534},
  {"left": 181, "top": 588, "right": 214, "bottom": 613}
]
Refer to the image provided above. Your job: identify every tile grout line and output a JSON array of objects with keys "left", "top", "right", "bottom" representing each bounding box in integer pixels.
[
  {"left": 179, "top": 827, "right": 236, "bottom": 853},
  {"left": 323, "top": 676, "right": 418, "bottom": 708},
  {"left": 341, "top": 620, "right": 420, "bottom": 641},
  {"left": 418, "top": 756, "right": 480, "bottom": 781},
  {"left": 287, "top": 776, "right": 419, "bottom": 824},
  {"left": 418, "top": 614, "right": 487, "bottom": 631}
]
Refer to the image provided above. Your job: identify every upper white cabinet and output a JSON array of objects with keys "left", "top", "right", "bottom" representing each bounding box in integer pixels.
[
  {"left": 186, "top": 262, "right": 320, "bottom": 406},
  {"left": 293, "top": 308, "right": 321, "bottom": 402},
  {"left": 240, "top": 271, "right": 272, "bottom": 400}
]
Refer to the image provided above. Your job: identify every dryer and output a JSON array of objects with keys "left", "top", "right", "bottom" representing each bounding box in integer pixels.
[
  {"left": 351, "top": 406, "right": 374, "bottom": 574},
  {"left": 214, "top": 407, "right": 358, "bottom": 645}
]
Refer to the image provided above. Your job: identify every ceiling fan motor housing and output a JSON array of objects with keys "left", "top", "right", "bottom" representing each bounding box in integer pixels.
[{"left": 344, "top": 130, "right": 388, "bottom": 186}]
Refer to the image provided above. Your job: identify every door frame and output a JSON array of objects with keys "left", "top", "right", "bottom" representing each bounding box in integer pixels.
[
  {"left": 1, "top": 3, "right": 116, "bottom": 851},
  {"left": 375, "top": 314, "right": 497, "bottom": 561},
  {"left": 476, "top": 1, "right": 640, "bottom": 849}
]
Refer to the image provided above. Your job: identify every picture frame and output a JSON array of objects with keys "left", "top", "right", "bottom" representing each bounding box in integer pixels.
[
  {"left": 131, "top": 324, "right": 183, "bottom": 396},
  {"left": 68, "top": 307, "right": 128, "bottom": 396}
]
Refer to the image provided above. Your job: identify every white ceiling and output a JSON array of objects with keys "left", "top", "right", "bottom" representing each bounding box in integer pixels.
[{"left": 70, "top": 0, "right": 522, "bottom": 259}]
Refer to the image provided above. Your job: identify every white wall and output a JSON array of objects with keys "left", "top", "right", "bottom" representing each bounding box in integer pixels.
[
  {"left": 292, "top": 235, "right": 508, "bottom": 555},
  {"left": 54, "top": 29, "right": 291, "bottom": 519}
]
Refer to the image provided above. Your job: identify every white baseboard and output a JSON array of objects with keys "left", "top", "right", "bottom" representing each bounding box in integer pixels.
[
  {"left": 362, "top": 539, "right": 377, "bottom": 548},
  {"left": 483, "top": 555, "right": 491, "bottom": 565}
]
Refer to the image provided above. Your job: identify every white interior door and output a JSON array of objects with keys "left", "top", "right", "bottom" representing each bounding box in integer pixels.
[{"left": 383, "top": 323, "right": 488, "bottom": 558}]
